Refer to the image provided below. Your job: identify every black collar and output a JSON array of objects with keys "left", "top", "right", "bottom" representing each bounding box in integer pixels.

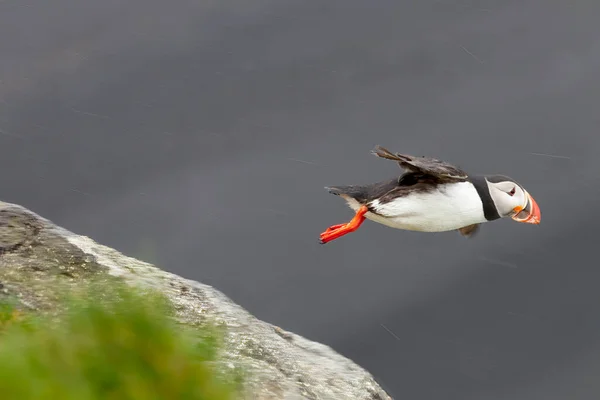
[{"left": 469, "top": 175, "right": 501, "bottom": 221}]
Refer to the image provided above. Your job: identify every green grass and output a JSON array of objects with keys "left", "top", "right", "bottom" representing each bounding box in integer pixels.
[{"left": 0, "top": 280, "right": 241, "bottom": 400}]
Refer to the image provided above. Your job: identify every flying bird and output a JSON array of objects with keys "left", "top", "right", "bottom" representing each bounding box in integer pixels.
[{"left": 319, "top": 145, "right": 541, "bottom": 244}]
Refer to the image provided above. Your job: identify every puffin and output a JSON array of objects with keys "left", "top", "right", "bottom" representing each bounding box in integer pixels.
[{"left": 319, "top": 145, "right": 541, "bottom": 244}]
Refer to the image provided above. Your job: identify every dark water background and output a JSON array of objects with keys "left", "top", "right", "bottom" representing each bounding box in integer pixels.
[{"left": 2, "top": 1, "right": 600, "bottom": 399}]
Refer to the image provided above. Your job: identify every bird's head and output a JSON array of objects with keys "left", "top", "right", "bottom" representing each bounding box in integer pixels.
[{"left": 485, "top": 175, "right": 541, "bottom": 224}]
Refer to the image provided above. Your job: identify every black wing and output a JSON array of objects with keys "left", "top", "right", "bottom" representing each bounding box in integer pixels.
[
  {"left": 371, "top": 145, "right": 469, "bottom": 182},
  {"left": 457, "top": 223, "right": 481, "bottom": 238}
]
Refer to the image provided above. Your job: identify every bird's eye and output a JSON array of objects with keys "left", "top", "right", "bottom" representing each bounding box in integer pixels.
[{"left": 508, "top": 187, "right": 516, "bottom": 196}]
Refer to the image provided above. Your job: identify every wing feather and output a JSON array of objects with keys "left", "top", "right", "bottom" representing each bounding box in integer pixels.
[{"left": 371, "top": 145, "right": 469, "bottom": 181}]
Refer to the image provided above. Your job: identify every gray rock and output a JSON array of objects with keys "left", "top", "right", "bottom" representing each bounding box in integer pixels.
[{"left": 0, "top": 201, "right": 391, "bottom": 400}]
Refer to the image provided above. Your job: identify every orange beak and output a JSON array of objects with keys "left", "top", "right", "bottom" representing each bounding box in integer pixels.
[{"left": 511, "top": 191, "right": 541, "bottom": 224}]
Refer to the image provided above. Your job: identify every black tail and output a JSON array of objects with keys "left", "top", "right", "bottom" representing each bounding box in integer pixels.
[
  {"left": 325, "top": 185, "right": 368, "bottom": 200},
  {"left": 324, "top": 179, "right": 398, "bottom": 204}
]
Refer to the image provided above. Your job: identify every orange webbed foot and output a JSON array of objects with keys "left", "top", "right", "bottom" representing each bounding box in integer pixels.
[
  {"left": 319, "top": 206, "right": 368, "bottom": 244},
  {"left": 323, "top": 223, "right": 345, "bottom": 233}
]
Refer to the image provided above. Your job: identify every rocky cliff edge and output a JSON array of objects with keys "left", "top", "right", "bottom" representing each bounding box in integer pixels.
[{"left": 0, "top": 201, "right": 391, "bottom": 400}]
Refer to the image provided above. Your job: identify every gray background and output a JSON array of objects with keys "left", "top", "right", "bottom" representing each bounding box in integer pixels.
[{"left": 2, "top": 1, "right": 600, "bottom": 399}]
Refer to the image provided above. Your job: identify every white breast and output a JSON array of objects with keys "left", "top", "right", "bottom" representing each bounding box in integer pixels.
[{"left": 344, "top": 182, "right": 488, "bottom": 232}]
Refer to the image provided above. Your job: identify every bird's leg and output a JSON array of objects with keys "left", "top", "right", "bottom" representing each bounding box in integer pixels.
[{"left": 319, "top": 205, "right": 368, "bottom": 244}]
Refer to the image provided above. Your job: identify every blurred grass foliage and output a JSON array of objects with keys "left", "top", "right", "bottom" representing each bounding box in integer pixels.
[{"left": 0, "top": 279, "right": 241, "bottom": 400}]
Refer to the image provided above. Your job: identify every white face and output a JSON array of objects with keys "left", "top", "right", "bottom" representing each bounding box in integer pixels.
[{"left": 487, "top": 179, "right": 528, "bottom": 218}]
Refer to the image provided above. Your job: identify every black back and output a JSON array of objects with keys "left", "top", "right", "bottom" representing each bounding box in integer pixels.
[{"left": 326, "top": 171, "right": 456, "bottom": 208}]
